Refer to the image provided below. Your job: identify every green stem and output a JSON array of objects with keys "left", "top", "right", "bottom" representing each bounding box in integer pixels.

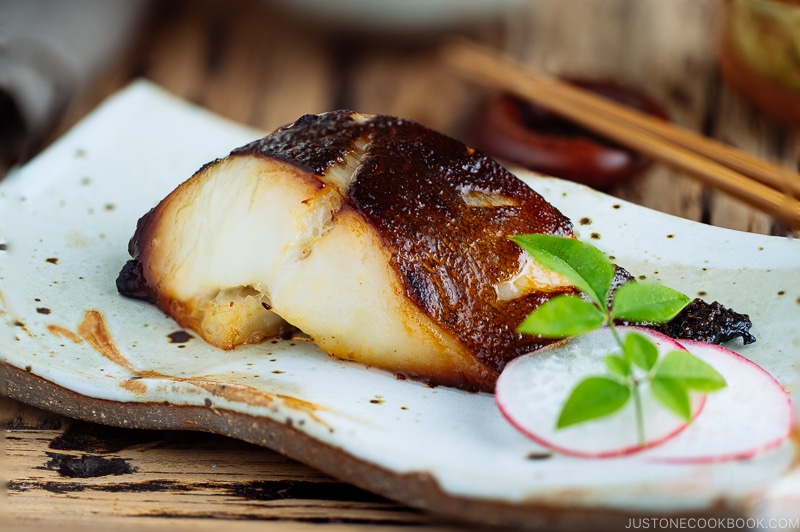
[
  {"left": 609, "top": 321, "right": 646, "bottom": 448},
  {"left": 608, "top": 321, "right": 623, "bottom": 347},
  {"left": 631, "top": 380, "right": 645, "bottom": 448}
]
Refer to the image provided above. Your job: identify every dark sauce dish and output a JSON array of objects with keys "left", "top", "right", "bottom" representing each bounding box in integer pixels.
[{"left": 471, "top": 80, "right": 668, "bottom": 190}]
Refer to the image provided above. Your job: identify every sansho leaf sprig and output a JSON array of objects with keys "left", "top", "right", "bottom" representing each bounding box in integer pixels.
[{"left": 510, "top": 234, "right": 726, "bottom": 447}]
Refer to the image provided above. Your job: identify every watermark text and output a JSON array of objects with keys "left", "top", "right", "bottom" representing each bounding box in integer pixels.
[{"left": 625, "top": 517, "right": 800, "bottom": 529}]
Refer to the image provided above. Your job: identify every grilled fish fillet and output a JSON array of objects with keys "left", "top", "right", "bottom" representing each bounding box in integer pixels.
[
  {"left": 116, "top": 110, "right": 753, "bottom": 392},
  {"left": 116, "top": 111, "right": 580, "bottom": 392}
]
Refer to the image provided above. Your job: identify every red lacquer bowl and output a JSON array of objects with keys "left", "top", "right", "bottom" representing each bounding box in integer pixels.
[{"left": 471, "top": 81, "right": 668, "bottom": 190}]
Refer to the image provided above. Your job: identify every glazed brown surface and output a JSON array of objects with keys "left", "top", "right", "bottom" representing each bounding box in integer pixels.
[{"left": 231, "top": 111, "right": 575, "bottom": 376}]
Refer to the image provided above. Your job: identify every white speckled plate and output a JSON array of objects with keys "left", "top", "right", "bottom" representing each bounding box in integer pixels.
[{"left": 2, "top": 81, "right": 800, "bottom": 528}]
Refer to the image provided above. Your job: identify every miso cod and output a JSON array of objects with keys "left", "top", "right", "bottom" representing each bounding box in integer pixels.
[{"left": 117, "top": 111, "right": 578, "bottom": 392}]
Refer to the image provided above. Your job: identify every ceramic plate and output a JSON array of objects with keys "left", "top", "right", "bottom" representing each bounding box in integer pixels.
[{"left": 2, "top": 81, "right": 799, "bottom": 528}]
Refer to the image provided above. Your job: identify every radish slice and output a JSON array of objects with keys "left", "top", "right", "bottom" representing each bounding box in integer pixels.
[
  {"left": 640, "top": 340, "right": 793, "bottom": 463},
  {"left": 496, "top": 327, "right": 705, "bottom": 458}
]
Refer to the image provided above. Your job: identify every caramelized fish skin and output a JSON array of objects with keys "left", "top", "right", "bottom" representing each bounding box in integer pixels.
[
  {"left": 234, "top": 112, "right": 575, "bottom": 376},
  {"left": 118, "top": 110, "right": 572, "bottom": 392}
]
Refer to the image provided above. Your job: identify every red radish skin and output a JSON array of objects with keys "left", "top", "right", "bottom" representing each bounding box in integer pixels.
[
  {"left": 640, "top": 339, "right": 793, "bottom": 464},
  {"left": 495, "top": 327, "right": 706, "bottom": 459}
]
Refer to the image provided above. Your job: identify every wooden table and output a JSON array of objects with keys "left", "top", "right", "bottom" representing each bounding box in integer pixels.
[{"left": 3, "top": 0, "right": 798, "bottom": 530}]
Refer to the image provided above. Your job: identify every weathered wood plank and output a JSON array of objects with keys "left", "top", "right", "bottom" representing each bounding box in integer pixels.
[
  {"left": 708, "top": 82, "right": 799, "bottom": 234},
  {"left": 4, "top": 420, "right": 445, "bottom": 527}
]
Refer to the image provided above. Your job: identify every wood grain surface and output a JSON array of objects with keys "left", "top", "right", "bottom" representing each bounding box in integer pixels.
[{"left": 3, "top": 0, "right": 799, "bottom": 530}]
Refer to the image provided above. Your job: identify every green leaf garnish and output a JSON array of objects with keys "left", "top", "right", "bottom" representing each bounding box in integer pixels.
[
  {"left": 604, "top": 355, "right": 631, "bottom": 378},
  {"left": 611, "top": 281, "right": 690, "bottom": 323},
  {"left": 650, "top": 377, "right": 692, "bottom": 421},
  {"left": 556, "top": 376, "right": 630, "bottom": 429},
  {"left": 623, "top": 331, "right": 658, "bottom": 371},
  {"left": 510, "top": 234, "right": 615, "bottom": 307},
  {"left": 654, "top": 351, "right": 727, "bottom": 392},
  {"left": 517, "top": 295, "right": 605, "bottom": 338},
  {"left": 510, "top": 233, "right": 727, "bottom": 448}
]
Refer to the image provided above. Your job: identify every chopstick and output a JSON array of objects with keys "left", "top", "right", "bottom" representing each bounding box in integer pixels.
[{"left": 441, "top": 39, "right": 800, "bottom": 229}]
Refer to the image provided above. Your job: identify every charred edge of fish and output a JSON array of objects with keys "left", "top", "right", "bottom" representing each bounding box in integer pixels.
[{"left": 654, "top": 298, "right": 755, "bottom": 345}]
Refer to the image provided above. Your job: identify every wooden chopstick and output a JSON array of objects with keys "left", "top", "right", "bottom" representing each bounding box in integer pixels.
[{"left": 441, "top": 39, "right": 800, "bottom": 229}]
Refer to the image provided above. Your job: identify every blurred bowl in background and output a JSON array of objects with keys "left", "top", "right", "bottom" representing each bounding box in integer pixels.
[
  {"left": 270, "top": 0, "right": 525, "bottom": 35},
  {"left": 471, "top": 81, "right": 668, "bottom": 191},
  {"left": 720, "top": 0, "right": 800, "bottom": 126}
]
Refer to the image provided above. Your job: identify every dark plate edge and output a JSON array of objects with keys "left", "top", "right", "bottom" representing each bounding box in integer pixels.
[{"left": 1, "top": 361, "right": 737, "bottom": 529}]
